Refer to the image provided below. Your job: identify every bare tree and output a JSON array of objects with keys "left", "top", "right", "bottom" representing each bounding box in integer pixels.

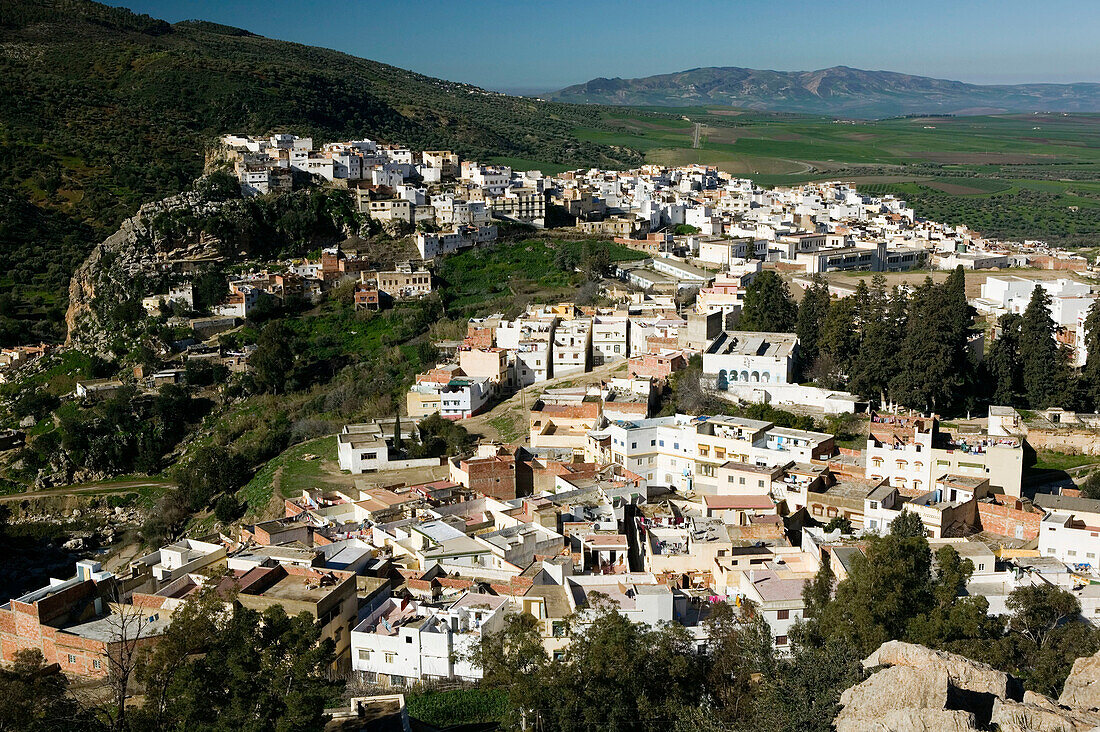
[{"left": 96, "top": 588, "right": 161, "bottom": 732}]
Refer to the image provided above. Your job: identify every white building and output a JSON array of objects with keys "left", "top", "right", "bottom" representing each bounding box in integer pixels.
[
  {"left": 977, "top": 276, "right": 1094, "bottom": 326},
  {"left": 552, "top": 319, "right": 592, "bottom": 377},
  {"left": 588, "top": 414, "right": 698, "bottom": 490},
  {"left": 1037, "top": 495, "right": 1100, "bottom": 569},
  {"left": 702, "top": 331, "right": 798, "bottom": 388},
  {"left": 336, "top": 421, "right": 438, "bottom": 474},
  {"left": 416, "top": 225, "right": 497, "bottom": 260},
  {"left": 142, "top": 284, "right": 194, "bottom": 316},
  {"left": 591, "top": 316, "right": 629, "bottom": 366},
  {"left": 351, "top": 593, "right": 509, "bottom": 685}
]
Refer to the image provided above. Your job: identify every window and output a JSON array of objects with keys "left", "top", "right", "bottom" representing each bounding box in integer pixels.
[
  {"left": 659, "top": 440, "right": 664, "bottom": 447},
  {"left": 775, "top": 635, "right": 788, "bottom": 646},
  {"left": 632, "top": 442, "right": 637, "bottom": 449},
  {"left": 777, "top": 609, "right": 790, "bottom": 620},
  {"left": 67, "top": 654, "right": 76, "bottom": 664},
  {"left": 358, "top": 650, "right": 371, "bottom": 661},
  {"left": 651, "top": 440, "right": 656, "bottom": 446},
  {"left": 739, "top": 477, "right": 746, "bottom": 485},
  {"left": 405, "top": 636, "right": 413, "bottom": 644},
  {"left": 384, "top": 652, "right": 396, "bottom": 664},
  {"left": 870, "top": 501, "right": 879, "bottom": 510},
  {"left": 92, "top": 660, "right": 101, "bottom": 670}
]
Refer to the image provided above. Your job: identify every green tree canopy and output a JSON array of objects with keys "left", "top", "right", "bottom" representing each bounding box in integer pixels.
[
  {"left": 739, "top": 271, "right": 797, "bottom": 333},
  {"left": 795, "top": 277, "right": 831, "bottom": 371},
  {"left": 1020, "top": 285, "right": 1071, "bottom": 409}
]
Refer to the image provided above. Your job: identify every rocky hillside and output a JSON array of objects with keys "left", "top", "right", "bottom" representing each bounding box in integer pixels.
[
  {"left": 835, "top": 640, "right": 1100, "bottom": 731},
  {"left": 0, "top": 0, "right": 639, "bottom": 345},
  {"left": 547, "top": 65, "right": 1100, "bottom": 117},
  {"left": 65, "top": 175, "right": 363, "bottom": 353}
]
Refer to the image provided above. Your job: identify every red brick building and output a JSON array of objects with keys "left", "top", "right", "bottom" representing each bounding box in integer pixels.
[
  {"left": 0, "top": 562, "right": 164, "bottom": 678},
  {"left": 464, "top": 326, "right": 494, "bottom": 348},
  {"left": 976, "top": 496, "right": 1043, "bottom": 540},
  {"left": 354, "top": 283, "right": 380, "bottom": 311},
  {"left": 628, "top": 351, "right": 687, "bottom": 379}
]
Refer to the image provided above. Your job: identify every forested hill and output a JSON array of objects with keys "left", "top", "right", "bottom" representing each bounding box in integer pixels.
[{"left": 0, "top": 0, "right": 640, "bottom": 345}]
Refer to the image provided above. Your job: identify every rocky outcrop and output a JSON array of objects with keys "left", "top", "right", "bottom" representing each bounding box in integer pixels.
[
  {"left": 64, "top": 179, "right": 367, "bottom": 355},
  {"left": 65, "top": 188, "right": 235, "bottom": 353},
  {"left": 836, "top": 641, "right": 1100, "bottom": 732},
  {"left": 861, "top": 640, "right": 1010, "bottom": 699},
  {"left": 1061, "top": 648, "right": 1100, "bottom": 710},
  {"left": 992, "top": 692, "right": 1100, "bottom": 732}
]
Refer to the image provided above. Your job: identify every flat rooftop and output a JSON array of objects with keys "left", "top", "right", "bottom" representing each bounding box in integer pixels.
[{"left": 706, "top": 331, "right": 797, "bottom": 358}]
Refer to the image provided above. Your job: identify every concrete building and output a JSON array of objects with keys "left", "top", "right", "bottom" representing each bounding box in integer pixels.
[
  {"left": 336, "top": 421, "right": 440, "bottom": 473},
  {"left": 351, "top": 593, "right": 509, "bottom": 686},
  {"left": 702, "top": 331, "right": 799, "bottom": 388},
  {"left": 551, "top": 319, "right": 592, "bottom": 378},
  {"left": 591, "top": 316, "right": 629, "bottom": 366}
]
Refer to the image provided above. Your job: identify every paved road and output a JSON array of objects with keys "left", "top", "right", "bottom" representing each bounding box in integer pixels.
[{"left": 0, "top": 479, "right": 174, "bottom": 503}]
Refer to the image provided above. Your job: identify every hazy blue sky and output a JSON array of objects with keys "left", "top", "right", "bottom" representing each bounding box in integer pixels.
[{"left": 111, "top": 0, "right": 1100, "bottom": 92}]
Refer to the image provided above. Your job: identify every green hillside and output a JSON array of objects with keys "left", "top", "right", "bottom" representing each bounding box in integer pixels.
[{"left": 0, "top": 0, "right": 640, "bottom": 345}]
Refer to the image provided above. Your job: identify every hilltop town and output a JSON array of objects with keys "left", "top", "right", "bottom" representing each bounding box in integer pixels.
[{"left": 4, "top": 131, "right": 1100, "bottom": 731}]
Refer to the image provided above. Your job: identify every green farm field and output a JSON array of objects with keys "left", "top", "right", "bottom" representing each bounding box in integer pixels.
[{"left": 569, "top": 107, "right": 1100, "bottom": 245}]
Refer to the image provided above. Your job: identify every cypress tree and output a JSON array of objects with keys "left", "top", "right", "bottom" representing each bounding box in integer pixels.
[
  {"left": 1020, "top": 285, "right": 1067, "bottom": 408},
  {"left": 1082, "top": 299, "right": 1100, "bottom": 409},
  {"left": 890, "top": 278, "right": 958, "bottom": 413},
  {"left": 739, "top": 271, "right": 797, "bottom": 333},
  {"left": 985, "top": 313, "right": 1023, "bottom": 406},
  {"left": 796, "top": 277, "right": 831, "bottom": 371},
  {"left": 816, "top": 297, "right": 860, "bottom": 388}
]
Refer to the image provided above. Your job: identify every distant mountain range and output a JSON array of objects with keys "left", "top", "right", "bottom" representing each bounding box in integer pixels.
[{"left": 545, "top": 66, "right": 1100, "bottom": 118}]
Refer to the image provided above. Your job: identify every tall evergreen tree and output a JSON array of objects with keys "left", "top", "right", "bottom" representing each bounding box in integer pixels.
[
  {"left": 891, "top": 278, "right": 960, "bottom": 413},
  {"left": 942, "top": 266, "right": 972, "bottom": 351},
  {"left": 739, "top": 271, "right": 797, "bottom": 333},
  {"left": 850, "top": 285, "right": 907, "bottom": 404},
  {"left": 795, "top": 277, "right": 831, "bottom": 372},
  {"left": 1020, "top": 285, "right": 1069, "bottom": 408},
  {"left": 1082, "top": 299, "right": 1100, "bottom": 409},
  {"left": 985, "top": 313, "right": 1023, "bottom": 406},
  {"left": 943, "top": 265, "right": 978, "bottom": 410},
  {"left": 816, "top": 297, "right": 859, "bottom": 388}
]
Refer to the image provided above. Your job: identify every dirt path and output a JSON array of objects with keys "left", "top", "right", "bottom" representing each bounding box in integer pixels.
[
  {"left": 463, "top": 359, "right": 629, "bottom": 444},
  {"left": 0, "top": 478, "right": 174, "bottom": 503}
]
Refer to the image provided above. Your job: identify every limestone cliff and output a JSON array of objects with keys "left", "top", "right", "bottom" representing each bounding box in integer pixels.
[
  {"left": 835, "top": 640, "right": 1100, "bottom": 732},
  {"left": 65, "top": 188, "right": 233, "bottom": 352},
  {"left": 64, "top": 180, "right": 366, "bottom": 354}
]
